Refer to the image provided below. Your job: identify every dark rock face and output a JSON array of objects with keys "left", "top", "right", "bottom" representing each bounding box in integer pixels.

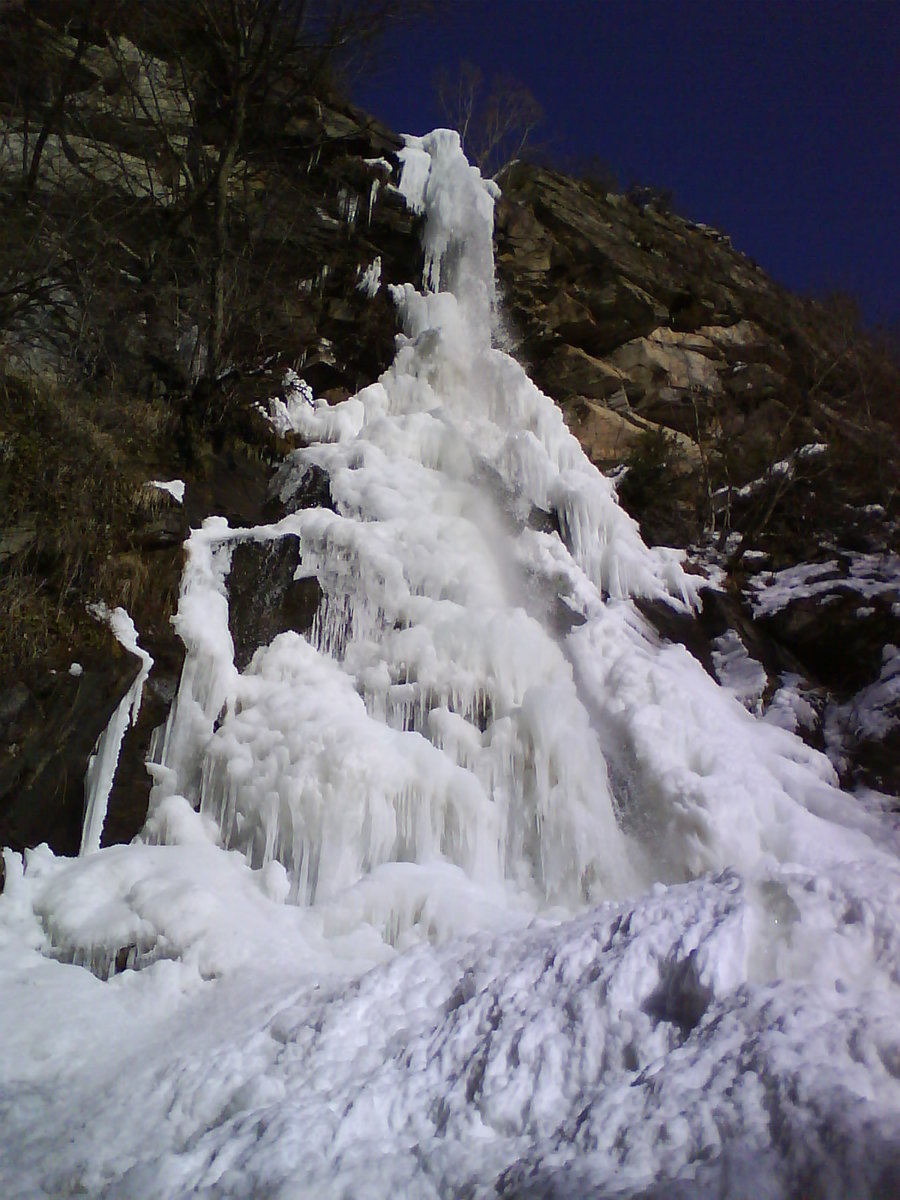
[
  {"left": 0, "top": 648, "right": 140, "bottom": 856},
  {"left": 228, "top": 538, "right": 322, "bottom": 672},
  {"left": 101, "top": 668, "right": 174, "bottom": 850},
  {"left": 496, "top": 164, "right": 897, "bottom": 538}
]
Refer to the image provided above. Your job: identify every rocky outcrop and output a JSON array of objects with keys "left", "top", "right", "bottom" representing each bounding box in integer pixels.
[
  {"left": 0, "top": 635, "right": 141, "bottom": 855},
  {"left": 496, "top": 167, "right": 895, "bottom": 496}
]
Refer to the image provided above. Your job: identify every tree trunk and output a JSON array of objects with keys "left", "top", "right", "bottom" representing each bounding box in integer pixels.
[
  {"left": 206, "top": 85, "right": 246, "bottom": 381},
  {"left": 25, "top": 33, "right": 88, "bottom": 197}
]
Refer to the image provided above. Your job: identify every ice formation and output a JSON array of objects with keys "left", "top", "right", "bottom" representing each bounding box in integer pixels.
[
  {"left": 356, "top": 255, "right": 382, "bottom": 296},
  {"left": 711, "top": 628, "right": 767, "bottom": 713},
  {"left": 1, "top": 130, "right": 900, "bottom": 1199},
  {"left": 80, "top": 606, "right": 153, "bottom": 856}
]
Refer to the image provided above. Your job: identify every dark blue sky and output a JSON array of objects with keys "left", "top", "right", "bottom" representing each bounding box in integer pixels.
[{"left": 352, "top": 0, "right": 899, "bottom": 329}]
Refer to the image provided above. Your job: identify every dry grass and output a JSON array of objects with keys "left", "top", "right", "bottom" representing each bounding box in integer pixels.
[{"left": 0, "top": 366, "right": 175, "bottom": 682}]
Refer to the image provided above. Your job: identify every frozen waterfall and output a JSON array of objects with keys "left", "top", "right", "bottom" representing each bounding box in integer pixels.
[{"left": 1, "top": 131, "right": 899, "bottom": 1200}]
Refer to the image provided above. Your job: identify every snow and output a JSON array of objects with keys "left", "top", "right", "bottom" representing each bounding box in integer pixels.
[
  {"left": 748, "top": 552, "right": 900, "bottom": 618},
  {"left": 3, "top": 850, "right": 900, "bottom": 1198},
  {"left": 147, "top": 478, "right": 185, "bottom": 503},
  {"left": 2, "top": 129, "right": 900, "bottom": 1198},
  {"left": 762, "top": 672, "right": 822, "bottom": 735},
  {"left": 261, "top": 369, "right": 364, "bottom": 443},
  {"left": 711, "top": 628, "right": 768, "bottom": 713},
  {"left": 713, "top": 442, "right": 827, "bottom": 507},
  {"left": 826, "top": 644, "right": 900, "bottom": 768}
]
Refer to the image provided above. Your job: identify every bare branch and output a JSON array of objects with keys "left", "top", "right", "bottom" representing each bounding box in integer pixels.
[{"left": 433, "top": 61, "right": 543, "bottom": 179}]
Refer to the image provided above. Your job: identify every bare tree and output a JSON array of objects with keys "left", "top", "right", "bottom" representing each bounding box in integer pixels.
[
  {"left": 0, "top": 0, "right": 423, "bottom": 400},
  {"left": 435, "top": 60, "right": 543, "bottom": 179},
  {"left": 111, "top": 0, "right": 413, "bottom": 380}
]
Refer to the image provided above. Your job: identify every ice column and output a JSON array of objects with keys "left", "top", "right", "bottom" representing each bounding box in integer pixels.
[{"left": 80, "top": 608, "right": 153, "bottom": 855}]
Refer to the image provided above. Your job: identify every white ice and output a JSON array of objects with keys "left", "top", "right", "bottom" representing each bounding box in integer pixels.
[
  {"left": 357, "top": 256, "right": 382, "bottom": 296},
  {"left": 147, "top": 479, "right": 185, "bottom": 504},
  {"left": 80, "top": 606, "right": 154, "bottom": 856},
  {"left": 2, "top": 130, "right": 900, "bottom": 1199},
  {"left": 711, "top": 628, "right": 768, "bottom": 713}
]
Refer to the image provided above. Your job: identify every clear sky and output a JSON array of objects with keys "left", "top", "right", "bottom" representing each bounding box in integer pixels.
[{"left": 351, "top": 0, "right": 899, "bottom": 330}]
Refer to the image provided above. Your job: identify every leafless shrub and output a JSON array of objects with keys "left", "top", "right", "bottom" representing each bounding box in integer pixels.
[{"left": 435, "top": 60, "right": 543, "bottom": 179}]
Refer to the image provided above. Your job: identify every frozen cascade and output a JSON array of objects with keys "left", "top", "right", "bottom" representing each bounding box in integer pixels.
[
  {"left": 142, "top": 129, "right": 702, "bottom": 917},
  {"left": 2, "top": 130, "right": 900, "bottom": 1199}
]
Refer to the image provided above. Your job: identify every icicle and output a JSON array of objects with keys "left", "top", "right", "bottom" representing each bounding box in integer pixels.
[
  {"left": 337, "top": 186, "right": 359, "bottom": 230},
  {"left": 356, "top": 256, "right": 382, "bottom": 297},
  {"left": 143, "top": 519, "right": 238, "bottom": 828},
  {"left": 80, "top": 608, "right": 153, "bottom": 856},
  {"left": 368, "top": 177, "right": 381, "bottom": 224}
]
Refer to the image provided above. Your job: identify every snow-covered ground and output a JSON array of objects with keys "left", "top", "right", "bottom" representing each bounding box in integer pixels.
[
  {"left": 747, "top": 552, "right": 900, "bottom": 619},
  {"left": 2, "top": 131, "right": 899, "bottom": 1199}
]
